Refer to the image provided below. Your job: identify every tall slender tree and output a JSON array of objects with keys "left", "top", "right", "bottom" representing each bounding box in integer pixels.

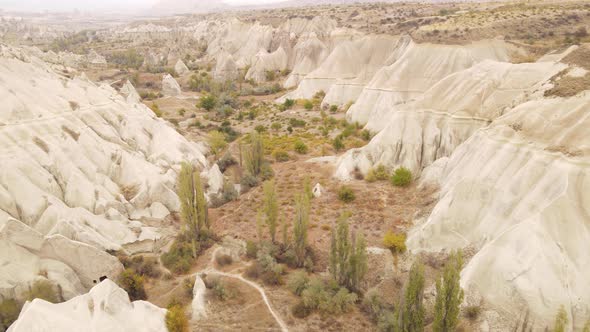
[
  {"left": 177, "top": 162, "right": 209, "bottom": 257},
  {"left": 293, "top": 193, "right": 310, "bottom": 267},
  {"left": 263, "top": 180, "right": 279, "bottom": 242},
  {"left": 433, "top": 250, "right": 464, "bottom": 332},
  {"left": 400, "top": 260, "right": 425, "bottom": 332},
  {"left": 329, "top": 213, "right": 367, "bottom": 292},
  {"left": 244, "top": 131, "right": 264, "bottom": 177}
]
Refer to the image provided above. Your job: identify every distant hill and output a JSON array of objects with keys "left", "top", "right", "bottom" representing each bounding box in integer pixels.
[{"left": 150, "top": 0, "right": 229, "bottom": 15}]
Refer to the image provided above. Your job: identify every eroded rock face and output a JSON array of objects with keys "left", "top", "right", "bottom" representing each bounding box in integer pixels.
[
  {"left": 407, "top": 93, "right": 590, "bottom": 330},
  {"left": 334, "top": 58, "right": 565, "bottom": 179},
  {"left": 8, "top": 279, "right": 167, "bottom": 332},
  {"left": 174, "top": 59, "right": 190, "bottom": 76},
  {"left": 0, "top": 44, "right": 207, "bottom": 299},
  {"left": 162, "top": 73, "right": 182, "bottom": 96}
]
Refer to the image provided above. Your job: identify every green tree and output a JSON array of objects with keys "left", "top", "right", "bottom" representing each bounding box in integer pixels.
[
  {"left": 400, "top": 260, "right": 425, "bottom": 332},
  {"left": 177, "top": 162, "right": 209, "bottom": 257},
  {"left": 166, "top": 304, "right": 189, "bottom": 332},
  {"left": 293, "top": 193, "right": 310, "bottom": 267},
  {"left": 207, "top": 130, "right": 227, "bottom": 156},
  {"left": 433, "top": 250, "right": 464, "bottom": 332},
  {"left": 244, "top": 131, "right": 264, "bottom": 177},
  {"left": 199, "top": 95, "right": 217, "bottom": 111},
  {"left": 333, "top": 135, "right": 344, "bottom": 151},
  {"left": 553, "top": 305, "right": 568, "bottom": 332},
  {"left": 329, "top": 213, "right": 367, "bottom": 292},
  {"left": 263, "top": 180, "right": 279, "bottom": 242}
]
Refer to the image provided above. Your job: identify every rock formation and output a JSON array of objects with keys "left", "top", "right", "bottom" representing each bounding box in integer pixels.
[
  {"left": 162, "top": 73, "right": 182, "bottom": 96},
  {"left": 0, "top": 44, "right": 207, "bottom": 300},
  {"left": 8, "top": 279, "right": 167, "bottom": 332},
  {"left": 174, "top": 59, "right": 190, "bottom": 76}
]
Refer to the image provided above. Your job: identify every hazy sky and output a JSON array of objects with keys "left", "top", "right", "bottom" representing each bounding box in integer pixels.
[{"left": 0, "top": 0, "right": 287, "bottom": 12}]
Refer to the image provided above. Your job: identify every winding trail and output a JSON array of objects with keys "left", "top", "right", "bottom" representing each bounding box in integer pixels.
[{"left": 193, "top": 246, "right": 289, "bottom": 332}]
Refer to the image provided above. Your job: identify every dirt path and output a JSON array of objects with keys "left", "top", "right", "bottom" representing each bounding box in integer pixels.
[{"left": 193, "top": 246, "right": 289, "bottom": 332}]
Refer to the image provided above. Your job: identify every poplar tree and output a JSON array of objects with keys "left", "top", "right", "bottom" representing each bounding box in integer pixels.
[
  {"left": 293, "top": 193, "right": 310, "bottom": 267},
  {"left": 400, "top": 260, "right": 425, "bottom": 332},
  {"left": 263, "top": 180, "right": 279, "bottom": 242},
  {"left": 329, "top": 213, "right": 367, "bottom": 291},
  {"left": 433, "top": 250, "right": 464, "bottom": 332},
  {"left": 177, "top": 162, "right": 209, "bottom": 257}
]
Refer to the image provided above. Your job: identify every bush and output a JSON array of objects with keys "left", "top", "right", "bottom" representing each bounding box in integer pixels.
[
  {"left": 337, "top": 186, "right": 355, "bottom": 203},
  {"left": 333, "top": 136, "right": 344, "bottom": 151},
  {"left": 166, "top": 304, "right": 189, "bottom": 332},
  {"left": 212, "top": 279, "right": 230, "bottom": 301},
  {"left": 391, "top": 167, "right": 412, "bottom": 187},
  {"left": 303, "top": 100, "right": 314, "bottom": 110},
  {"left": 108, "top": 49, "right": 144, "bottom": 69},
  {"left": 208, "top": 130, "right": 227, "bottom": 156},
  {"left": 222, "top": 181, "right": 238, "bottom": 202},
  {"left": 241, "top": 174, "right": 259, "bottom": 191},
  {"left": 464, "top": 305, "right": 481, "bottom": 321},
  {"left": 362, "top": 289, "right": 386, "bottom": 321},
  {"left": 118, "top": 269, "right": 147, "bottom": 301},
  {"left": 150, "top": 103, "right": 162, "bottom": 117},
  {"left": 289, "top": 118, "right": 306, "bottom": 128},
  {"left": 295, "top": 277, "right": 357, "bottom": 316},
  {"left": 293, "top": 140, "right": 308, "bottom": 154},
  {"left": 292, "top": 300, "right": 313, "bottom": 318},
  {"left": 161, "top": 234, "right": 196, "bottom": 274},
  {"left": 272, "top": 149, "right": 290, "bottom": 162},
  {"left": 265, "top": 70, "right": 276, "bottom": 81},
  {"left": 283, "top": 99, "right": 295, "bottom": 109},
  {"left": 254, "top": 125, "right": 266, "bottom": 133},
  {"left": 215, "top": 254, "right": 233, "bottom": 266},
  {"left": 365, "top": 165, "right": 389, "bottom": 183},
  {"left": 0, "top": 299, "right": 21, "bottom": 330},
  {"left": 199, "top": 95, "right": 217, "bottom": 111},
  {"left": 378, "top": 311, "right": 398, "bottom": 332},
  {"left": 216, "top": 152, "right": 237, "bottom": 173},
  {"left": 361, "top": 129, "right": 373, "bottom": 141},
  {"left": 329, "top": 105, "right": 338, "bottom": 113},
  {"left": 246, "top": 240, "right": 258, "bottom": 259},
  {"left": 25, "top": 280, "right": 60, "bottom": 303},
  {"left": 271, "top": 122, "right": 282, "bottom": 131},
  {"left": 121, "top": 255, "right": 161, "bottom": 279},
  {"left": 383, "top": 231, "right": 407, "bottom": 254},
  {"left": 287, "top": 271, "right": 310, "bottom": 296}
]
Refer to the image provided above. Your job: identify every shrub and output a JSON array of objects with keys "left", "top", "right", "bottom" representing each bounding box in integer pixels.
[
  {"left": 212, "top": 280, "right": 230, "bottom": 301},
  {"left": 464, "top": 305, "right": 481, "bottom": 321},
  {"left": 122, "top": 255, "right": 161, "bottom": 279},
  {"left": 25, "top": 280, "right": 60, "bottom": 303},
  {"left": 265, "top": 70, "right": 276, "bottom": 81},
  {"left": 166, "top": 304, "right": 189, "bottom": 332},
  {"left": 295, "top": 277, "right": 357, "bottom": 316},
  {"left": 0, "top": 299, "right": 20, "bottom": 331},
  {"left": 272, "top": 149, "right": 290, "bottom": 162},
  {"left": 365, "top": 165, "right": 389, "bottom": 183},
  {"left": 303, "top": 100, "right": 314, "bottom": 110},
  {"left": 293, "top": 140, "right": 308, "bottom": 154},
  {"left": 222, "top": 181, "right": 238, "bottom": 202},
  {"left": 292, "top": 300, "right": 313, "bottom": 318},
  {"left": 208, "top": 130, "right": 227, "bottom": 156},
  {"left": 362, "top": 289, "right": 386, "bottom": 321},
  {"left": 289, "top": 118, "right": 306, "bottom": 128},
  {"left": 254, "top": 125, "right": 266, "bottom": 133},
  {"left": 216, "top": 152, "right": 237, "bottom": 172},
  {"left": 287, "top": 271, "right": 310, "bottom": 296},
  {"left": 361, "top": 129, "right": 372, "bottom": 141},
  {"left": 271, "top": 122, "right": 281, "bottom": 132},
  {"left": 246, "top": 240, "right": 258, "bottom": 259},
  {"left": 150, "top": 103, "right": 162, "bottom": 117},
  {"left": 378, "top": 311, "right": 398, "bottom": 332},
  {"left": 283, "top": 99, "right": 295, "bottom": 109},
  {"left": 240, "top": 174, "right": 259, "bottom": 191},
  {"left": 161, "top": 235, "right": 195, "bottom": 274},
  {"left": 199, "top": 95, "right": 217, "bottom": 111},
  {"left": 329, "top": 105, "right": 338, "bottom": 113},
  {"left": 553, "top": 305, "right": 568, "bottom": 332},
  {"left": 108, "top": 49, "right": 144, "bottom": 69},
  {"left": 391, "top": 167, "right": 412, "bottom": 187},
  {"left": 333, "top": 136, "right": 344, "bottom": 151},
  {"left": 118, "top": 268, "right": 147, "bottom": 301},
  {"left": 337, "top": 186, "right": 355, "bottom": 203},
  {"left": 383, "top": 231, "right": 407, "bottom": 254},
  {"left": 216, "top": 254, "right": 233, "bottom": 267}
]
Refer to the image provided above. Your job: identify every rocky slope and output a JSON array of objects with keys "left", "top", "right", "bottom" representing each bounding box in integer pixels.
[
  {"left": 8, "top": 279, "right": 167, "bottom": 332},
  {"left": 0, "top": 44, "right": 207, "bottom": 302}
]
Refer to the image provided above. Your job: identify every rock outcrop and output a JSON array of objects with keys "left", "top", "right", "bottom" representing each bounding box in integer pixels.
[
  {"left": 408, "top": 93, "right": 590, "bottom": 330},
  {"left": 174, "top": 59, "right": 190, "bottom": 76},
  {"left": 8, "top": 279, "right": 167, "bottom": 332},
  {"left": 0, "top": 44, "right": 207, "bottom": 299},
  {"left": 162, "top": 73, "right": 182, "bottom": 96}
]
